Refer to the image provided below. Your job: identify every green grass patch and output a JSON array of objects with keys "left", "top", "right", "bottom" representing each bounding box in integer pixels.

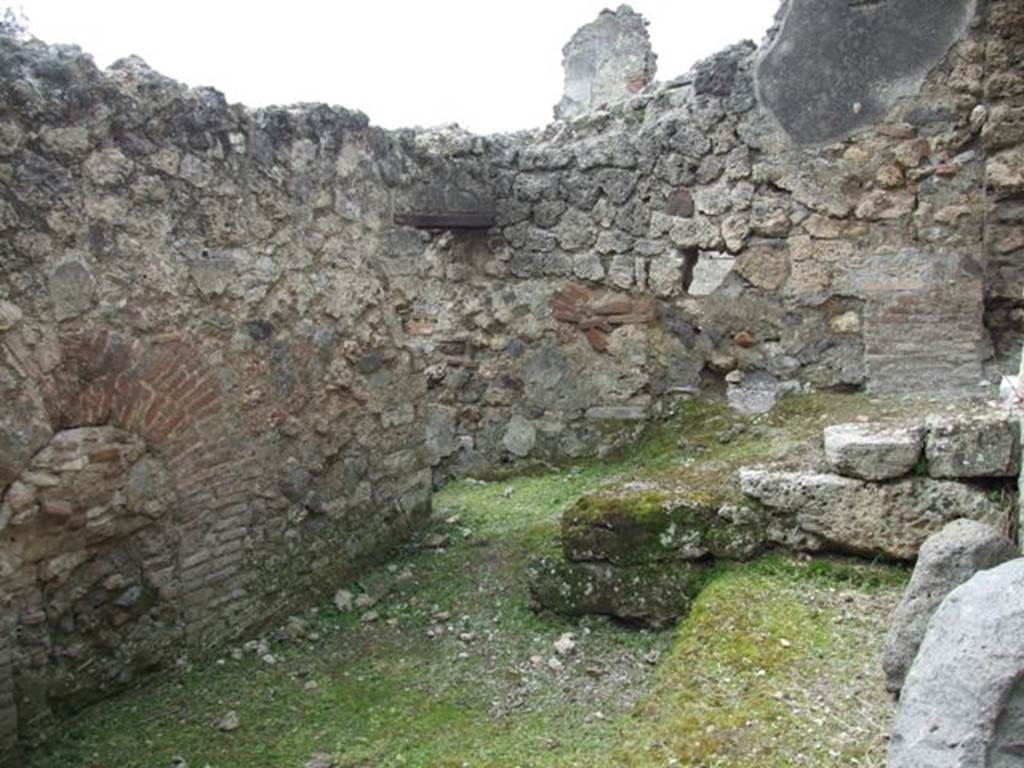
[{"left": 26, "top": 393, "right": 910, "bottom": 768}]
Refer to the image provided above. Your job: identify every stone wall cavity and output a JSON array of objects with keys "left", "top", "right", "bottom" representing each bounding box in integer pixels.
[{"left": 0, "top": 0, "right": 1021, "bottom": 758}]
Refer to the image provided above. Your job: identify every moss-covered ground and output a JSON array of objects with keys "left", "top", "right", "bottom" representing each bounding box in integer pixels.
[{"left": 26, "top": 393, "right": 912, "bottom": 768}]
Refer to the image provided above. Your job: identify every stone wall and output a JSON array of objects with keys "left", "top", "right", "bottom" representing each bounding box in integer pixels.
[{"left": 0, "top": 0, "right": 1021, "bottom": 757}]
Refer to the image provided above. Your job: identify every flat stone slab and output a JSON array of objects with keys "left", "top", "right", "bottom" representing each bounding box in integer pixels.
[
  {"left": 740, "top": 469, "right": 1006, "bottom": 561},
  {"left": 823, "top": 423, "right": 923, "bottom": 480},
  {"left": 926, "top": 416, "right": 1021, "bottom": 478},
  {"left": 889, "top": 558, "right": 1024, "bottom": 768}
]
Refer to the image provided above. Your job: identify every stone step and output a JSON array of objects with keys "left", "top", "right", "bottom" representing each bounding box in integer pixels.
[{"left": 823, "top": 414, "right": 1020, "bottom": 481}]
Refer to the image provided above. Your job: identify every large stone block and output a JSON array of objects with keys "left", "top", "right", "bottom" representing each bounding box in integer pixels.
[
  {"left": 823, "top": 423, "right": 924, "bottom": 480},
  {"left": 561, "top": 488, "right": 764, "bottom": 566},
  {"left": 740, "top": 469, "right": 1007, "bottom": 560},
  {"left": 882, "top": 519, "right": 1017, "bottom": 694},
  {"left": 926, "top": 416, "right": 1021, "bottom": 478},
  {"left": 528, "top": 555, "right": 707, "bottom": 629},
  {"left": 889, "top": 559, "right": 1024, "bottom": 768}
]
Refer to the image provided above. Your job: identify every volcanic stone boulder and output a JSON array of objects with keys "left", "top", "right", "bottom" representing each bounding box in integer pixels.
[
  {"left": 881, "top": 519, "right": 1018, "bottom": 694},
  {"left": 888, "top": 558, "right": 1024, "bottom": 768}
]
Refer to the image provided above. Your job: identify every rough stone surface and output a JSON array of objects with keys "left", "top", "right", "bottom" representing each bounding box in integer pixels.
[
  {"left": 502, "top": 415, "right": 537, "bottom": 458},
  {"left": 889, "top": 558, "right": 1024, "bottom": 768},
  {"left": 926, "top": 416, "right": 1021, "bottom": 479},
  {"left": 882, "top": 519, "right": 1017, "bottom": 694},
  {"left": 528, "top": 556, "right": 706, "bottom": 628},
  {"left": 555, "top": 5, "right": 656, "bottom": 120},
  {"left": 561, "top": 488, "right": 765, "bottom": 566},
  {"left": 823, "top": 423, "right": 924, "bottom": 481},
  {"left": 726, "top": 372, "right": 793, "bottom": 416},
  {"left": 739, "top": 469, "right": 1007, "bottom": 560}
]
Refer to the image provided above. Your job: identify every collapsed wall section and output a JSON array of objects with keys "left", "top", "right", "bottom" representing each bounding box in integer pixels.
[{"left": 0, "top": 0, "right": 1020, "bottom": 757}]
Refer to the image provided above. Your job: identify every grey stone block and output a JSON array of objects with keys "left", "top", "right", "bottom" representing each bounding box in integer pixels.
[
  {"left": 823, "top": 423, "right": 923, "bottom": 480},
  {"left": 740, "top": 469, "right": 1006, "bottom": 561},
  {"left": 926, "top": 417, "right": 1021, "bottom": 478}
]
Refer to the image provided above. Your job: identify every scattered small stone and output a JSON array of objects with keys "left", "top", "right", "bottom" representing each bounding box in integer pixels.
[
  {"left": 554, "top": 632, "right": 576, "bottom": 656},
  {"left": 303, "top": 680, "right": 319, "bottom": 691},
  {"left": 215, "top": 710, "right": 240, "bottom": 732},
  {"left": 171, "top": 756, "right": 188, "bottom": 768},
  {"left": 503, "top": 486, "right": 514, "bottom": 498},
  {"left": 304, "top": 753, "right": 337, "bottom": 768},
  {"left": 445, "top": 514, "right": 462, "bottom": 525},
  {"left": 361, "top": 610, "right": 379, "bottom": 623},
  {"left": 779, "top": 638, "right": 792, "bottom": 648},
  {"left": 459, "top": 632, "right": 476, "bottom": 643},
  {"left": 423, "top": 533, "right": 450, "bottom": 549},
  {"left": 354, "top": 592, "right": 377, "bottom": 610},
  {"left": 530, "top": 654, "right": 545, "bottom": 668},
  {"left": 333, "top": 589, "right": 354, "bottom": 613},
  {"left": 547, "top": 656, "right": 563, "bottom": 671},
  {"left": 642, "top": 650, "right": 661, "bottom": 666},
  {"left": 230, "top": 647, "right": 243, "bottom": 660},
  {"left": 261, "top": 653, "right": 277, "bottom": 665}
]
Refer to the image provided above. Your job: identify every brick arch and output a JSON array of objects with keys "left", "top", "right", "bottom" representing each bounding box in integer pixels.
[
  {"left": 0, "top": 329, "right": 262, "bottom": 755},
  {"left": 44, "top": 330, "right": 262, "bottom": 642}
]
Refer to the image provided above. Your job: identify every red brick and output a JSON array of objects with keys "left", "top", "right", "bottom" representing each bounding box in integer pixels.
[
  {"left": 553, "top": 308, "right": 585, "bottom": 324},
  {"left": 562, "top": 282, "right": 592, "bottom": 303},
  {"left": 147, "top": 408, "right": 189, "bottom": 444},
  {"left": 604, "top": 313, "right": 654, "bottom": 326},
  {"left": 586, "top": 327, "right": 610, "bottom": 353},
  {"left": 579, "top": 317, "right": 611, "bottom": 332},
  {"left": 593, "top": 296, "right": 634, "bottom": 316},
  {"left": 734, "top": 330, "right": 756, "bottom": 348},
  {"left": 88, "top": 447, "right": 122, "bottom": 463},
  {"left": 40, "top": 499, "right": 73, "bottom": 520}
]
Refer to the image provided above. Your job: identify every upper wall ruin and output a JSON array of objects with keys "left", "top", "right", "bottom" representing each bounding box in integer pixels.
[{"left": 0, "top": 0, "right": 1022, "bottom": 758}]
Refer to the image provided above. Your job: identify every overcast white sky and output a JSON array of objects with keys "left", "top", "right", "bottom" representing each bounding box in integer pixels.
[{"left": 15, "top": 1, "right": 778, "bottom": 134}]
